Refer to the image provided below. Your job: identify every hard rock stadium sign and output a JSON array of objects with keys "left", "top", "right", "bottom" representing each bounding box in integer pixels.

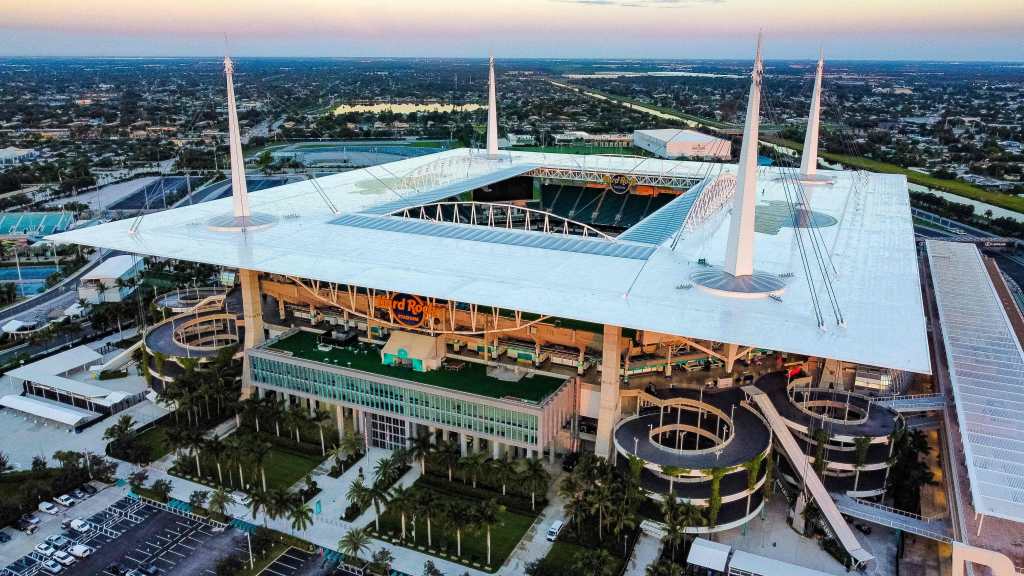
[{"left": 283, "top": 276, "right": 553, "bottom": 336}]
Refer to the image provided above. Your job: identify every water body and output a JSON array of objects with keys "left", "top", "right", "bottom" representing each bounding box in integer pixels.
[
  {"left": 334, "top": 103, "right": 482, "bottom": 115},
  {"left": 563, "top": 72, "right": 744, "bottom": 79},
  {"left": 0, "top": 265, "right": 58, "bottom": 295}
]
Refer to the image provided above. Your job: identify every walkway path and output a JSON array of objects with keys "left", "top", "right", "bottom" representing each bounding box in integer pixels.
[
  {"left": 624, "top": 532, "right": 662, "bottom": 576},
  {"left": 496, "top": 464, "right": 565, "bottom": 576}
]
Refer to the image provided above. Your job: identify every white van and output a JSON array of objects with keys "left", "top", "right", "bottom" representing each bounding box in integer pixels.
[
  {"left": 546, "top": 520, "right": 564, "bottom": 542},
  {"left": 67, "top": 544, "right": 94, "bottom": 559}
]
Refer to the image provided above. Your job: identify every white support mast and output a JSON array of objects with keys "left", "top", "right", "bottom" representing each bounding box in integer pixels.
[
  {"left": 486, "top": 55, "right": 499, "bottom": 157},
  {"left": 723, "top": 33, "right": 764, "bottom": 278},
  {"left": 207, "top": 56, "right": 274, "bottom": 233},
  {"left": 225, "top": 56, "right": 252, "bottom": 220},
  {"left": 799, "top": 49, "right": 826, "bottom": 182},
  {"left": 691, "top": 33, "right": 784, "bottom": 298}
]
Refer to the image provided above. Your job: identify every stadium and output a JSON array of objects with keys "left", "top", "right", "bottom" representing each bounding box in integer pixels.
[{"left": 48, "top": 51, "right": 1024, "bottom": 574}]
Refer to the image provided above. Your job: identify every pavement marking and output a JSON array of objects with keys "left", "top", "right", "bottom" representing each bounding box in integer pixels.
[{"left": 261, "top": 568, "right": 290, "bottom": 576}]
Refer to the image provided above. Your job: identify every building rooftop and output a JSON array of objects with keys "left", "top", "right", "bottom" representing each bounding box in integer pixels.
[
  {"left": 49, "top": 148, "right": 931, "bottom": 374},
  {"left": 81, "top": 254, "right": 140, "bottom": 282},
  {"left": 265, "top": 329, "right": 566, "bottom": 404},
  {"left": 634, "top": 128, "right": 725, "bottom": 143}
]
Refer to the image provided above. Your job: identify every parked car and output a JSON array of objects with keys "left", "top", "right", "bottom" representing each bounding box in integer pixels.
[
  {"left": 0, "top": 531, "right": 11, "bottom": 543},
  {"left": 107, "top": 563, "right": 128, "bottom": 575},
  {"left": 60, "top": 519, "right": 71, "bottom": 530},
  {"left": 34, "top": 543, "right": 56, "bottom": 557},
  {"left": 38, "top": 502, "right": 59, "bottom": 515},
  {"left": 39, "top": 560, "right": 63, "bottom": 575},
  {"left": 20, "top": 513, "right": 40, "bottom": 526},
  {"left": 52, "top": 551, "right": 76, "bottom": 567},
  {"left": 69, "top": 519, "right": 93, "bottom": 533},
  {"left": 80, "top": 484, "right": 97, "bottom": 496},
  {"left": 15, "top": 520, "right": 38, "bottom": 534},
  {"left": 69, "top": 489, "right": 87, "bottom": 500},
  {"left": 67, "top": 544, "right": 94, "bottom": 559},
  {"left": 545, "top": 520, "right": 564, "bottom": 542},
  {"left": 54, "top": 495, "right": 76, "bottom": 507},
  {"left": 45, "top": 535, "right": 71, "bottom": 549},
  {"left": 137, "top": 563, "right": 160, "bottom": 576}
]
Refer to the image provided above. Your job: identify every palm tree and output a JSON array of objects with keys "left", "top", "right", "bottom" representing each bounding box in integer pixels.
[
  {"left": 489, "top": 458, "right": 515, "bottom": 496},
  {"left": 184, "top": 430, "right": 205, "bottom": 478},
  {"left": 572, "top": 548, "right": 616, "bottom": 576},
  {"left": 207, "top": 487, "right": 231, "bottom": 520},
  {"left": 458, "top": 451, "right": 488, "bottom": 488},
  {"left": 441, "top": 500, "right": 467, "bottom": 557},
  {"left": 559, "top": 474, "right": 587, "bottom": 534},
  {"left": 374, "top": 455, "right": 400, "bottom": 487},
  {"left": 517, "top": 458, "right": 550, "bottom": 511},
  {"left": 660, "top": 496, "right": 704, "bottom": 562},
  {"left": 588, "top": 479, "right": 614, "bottom": 541},
  {"left": 475, "top": 499, "right": 503, "bottom": 566},
  {"left": 103, "top": 414, "right": 136, "bottom": 446},
  {"left": 411, "top": 489, "right": 434, "bottom": 547},
  {"left": 434, "top": 439, "right": 459, "bottom": 482},
  {"left": 249, "top": 440, "right": 272, "bottom": 492},
  {"left": 339, "top": 527, "right": 371, "bottom": 565},
  {"left": 289, "top": 500, "right": 314, "bottom": 535},
  {"left": 388, "top": 485, "right": 413, "bottom": 540},
  {"left": 340, "top": 429, "right": 366, "bottom": 457},
  {"left": 409, "top": 433, "right": 433, "bottom": 474},
  {"left": 268, "top": 488, "right": 294, "bottom": 524},
  {"left": 249, "top": 489, "right": 273, "bottom": 527},
  {"left": 205, "top": 434, "right": 227, "bottom": 486},
  {"left": 224, "top": 435, "right": 248, "bottom": 489}
]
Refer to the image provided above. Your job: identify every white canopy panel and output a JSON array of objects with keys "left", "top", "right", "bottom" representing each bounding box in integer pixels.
[
  {"left": 48, "top": 149, "right": 931, "bottom": 374},
  {"left": 728, "top": 550, "right": 841, "bottom": 575},
  {"left": 927, "top": 240, "right": 1024, "bottom": 523},
  {"left": 686, "top": 537, "right": 730, "bottom": 571},
  {"left": 0, "top": 394, "right": 99, "bottom": 428}
]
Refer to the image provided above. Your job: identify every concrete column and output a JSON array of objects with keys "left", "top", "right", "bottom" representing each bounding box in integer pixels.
[
  {"left": 239, "top": 268, "right": 264, "bottom": 350},
  {"left": 475, "top": 435, "right": 484, "bottom": 454},
  {"left": 459, "top": 433, "right": 468, "bottom": 457},
  {"left": 492, "top": 440, "right": 501, "bottom": 460},
  {"left": 725, "top": 342, "right": 739, "bottom": 374},
  {"left": 594, "top": 324, "right": 623, "bottom": 458},
  {"left": 335, "top": 404, "right": 345, "bottom": 439}
]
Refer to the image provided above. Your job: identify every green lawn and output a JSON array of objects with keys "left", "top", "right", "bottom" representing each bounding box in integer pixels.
[
  {"left": 269, "top": 330, "right": 566, "bottom": 403},
  {"left": 175, "top": 443, "right": 323, "bottom": 492},
  {"left": 764, "top": 136, "right": 1024, "bottom": 214},
  {"left": 133, "top": 425, "right": 173, "bottom": 462},
  {"left": 533, "top": 540, "right": 626, "bottom": 575},
  {"left": 369, "top": 483, "right": 536, "bottom": 571}
]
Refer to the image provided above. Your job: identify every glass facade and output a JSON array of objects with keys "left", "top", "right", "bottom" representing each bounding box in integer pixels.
[{"left": 250, "top": 353, "right": 540, "bottom": 445}]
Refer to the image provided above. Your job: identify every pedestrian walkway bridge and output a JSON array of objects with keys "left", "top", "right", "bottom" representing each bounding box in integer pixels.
[
  {"left": 743, "top": 385, "right": 874, "bottom": 568},
  {"left": 871, "top": 393, "right": 946, "bottom": 413},
  {"left": 833, "top": 494, "right": 953, "bottom": 542}
]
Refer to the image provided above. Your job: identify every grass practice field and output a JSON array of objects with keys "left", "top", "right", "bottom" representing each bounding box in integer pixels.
[
  {"left": 269, "top": 330, "right": 566, "bottom": 403},
  {"left": 370, "top": 482, "right": 536, "bottom": 571}
]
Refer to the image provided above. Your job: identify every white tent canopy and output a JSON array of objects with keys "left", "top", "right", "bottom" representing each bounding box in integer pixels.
[
  {"left": 0, "top": 394, "right": 99, "bottom": 428},
  {"left": 686, "top": 538, "right": 730, "bottom": 572}
]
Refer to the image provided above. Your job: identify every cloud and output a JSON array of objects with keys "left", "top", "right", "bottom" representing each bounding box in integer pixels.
[{"left": 550, "top": 0, "right": 723, "bottom": 7}]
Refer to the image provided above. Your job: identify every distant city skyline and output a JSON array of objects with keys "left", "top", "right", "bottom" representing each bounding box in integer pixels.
[{"left": 1, "top": 0, "right": 1022, "bottom": 61}]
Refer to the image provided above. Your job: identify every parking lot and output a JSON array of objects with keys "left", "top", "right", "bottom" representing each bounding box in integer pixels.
[
  {"left": 258, "top": 547, "right": 341, "bottom": 576},
  {"left": 3, "top": 497, "right": 248, "bottom": 576}
]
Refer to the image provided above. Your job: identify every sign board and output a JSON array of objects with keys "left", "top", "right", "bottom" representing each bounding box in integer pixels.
[
  {"left": 604, "top": 174, "right": 636, "bottom": 195},
  {"left": 374, "top": 293, "right": 445, "bottom": 328}
]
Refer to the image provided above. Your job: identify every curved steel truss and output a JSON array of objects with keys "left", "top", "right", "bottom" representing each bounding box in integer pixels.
[
  {"left": 390, "top": 201, "right": 617, "bottom": 241},
  {"left": 286, "top": 276, "right": 554, "bottom": 336},
  {"left": 682, "top": 174, "right": 737, "bottom": 233}
]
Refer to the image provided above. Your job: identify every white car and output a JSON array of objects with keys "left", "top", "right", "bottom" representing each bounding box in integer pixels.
[
  {"left": 34, "top": 543, "right": 56, "bottom": 557},
  {"left": 68, "top": 519, "right": 93, "bottom": 533},
  {"left": 52, "top": 551, "right": 75, "bottom": 567},
  {"left": 38, "top": 502, "right": 59, "bottom": 515},
  {"left": 67, "top": 544, "right": 94, "bottom": 559},
  {"left": 54, "top": 495, "right": 76, "bottom": 507},
  {"left": 39, "top": 560, "right": 63, "bottom": 575}
]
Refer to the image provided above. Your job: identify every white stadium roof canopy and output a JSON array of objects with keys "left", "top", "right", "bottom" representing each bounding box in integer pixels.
[
  {"left": 49, "top": 148, "right": 931, "bottom": 374},
  {"left": 927, "top": 239, "right": 1024, "bottom": 523}
]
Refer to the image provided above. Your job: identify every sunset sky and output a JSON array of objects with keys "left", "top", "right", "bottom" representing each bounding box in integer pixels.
[{"left": 1, "top": 0, "right": 1021, "bottom": 60}]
